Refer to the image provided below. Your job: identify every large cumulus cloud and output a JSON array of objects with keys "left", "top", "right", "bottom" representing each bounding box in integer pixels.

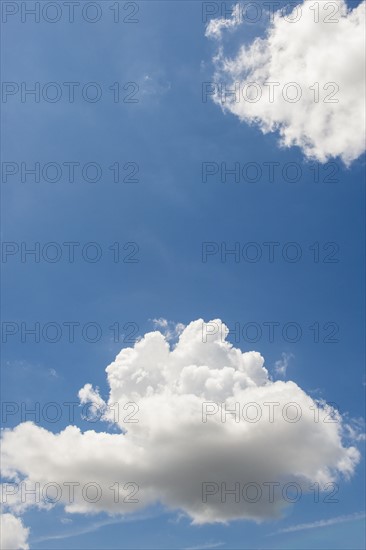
[
  {"left": 206, "top": 0, "right": 366, "bottom": 164},
  {"left": 0, "top": 513, "right": 29, "bottom": 550},
  {"left": 1, "top": 320, "right": 361, "bottom": 526}
]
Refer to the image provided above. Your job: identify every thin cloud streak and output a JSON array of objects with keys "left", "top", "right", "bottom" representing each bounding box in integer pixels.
[{"left": 271, "top": 511, "right": 366, "bottom": 536}]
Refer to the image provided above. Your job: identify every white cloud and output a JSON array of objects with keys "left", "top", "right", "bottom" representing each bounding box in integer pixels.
[
  {"left": 139, "top": 74, "right": 171, "bottom": 98},
  {"left": 274, "top": 352, "right": 294, "bottom": 377},
  {"left": 151, "top": 318, "right": 186, "bottom": 341},
  {"left": 184, "top": 542, "right": 224, "bottom": 550},
  {"left": 272, "top": 510, "right": 365, "bottom": 535},
  {"left": 33, "top": 517, "right": 127, "bottom": 543},
  {"left": 206, "top": 0, "right": 366, "bottom": 164},
  {"left": 0, "top": 513, "right": 29, "bottom": 550},
  {"left": 0, "top": 320, "right": 362, "bottom": 524},
  {"left": 205, "top": 3, "right": 242, "bottom": 39}
]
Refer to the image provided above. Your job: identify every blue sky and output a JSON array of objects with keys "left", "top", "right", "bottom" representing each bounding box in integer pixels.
[{"left": 1, "top": 1, "right": 365, "bottom": 549}]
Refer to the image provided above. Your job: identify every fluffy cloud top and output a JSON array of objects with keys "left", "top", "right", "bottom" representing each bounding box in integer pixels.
[
  {"left": 206, "top": 0, "right": 365, "bottom": 164},
  {"left": 0, "top": 513, "right": 29, "bottom": 550},
  {"left": 1, "top": 320, "right": 362, "bottom": 524}
]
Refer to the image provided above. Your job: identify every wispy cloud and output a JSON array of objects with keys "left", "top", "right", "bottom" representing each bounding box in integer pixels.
[
  {"left": 33, "top": 511, "right": 157, "bottom": 543},
  {"left": 184, "top": 542, "right": 225, "bottom": 550},
  {"left": 271, "top": 511, "right": 365, "bottom": 536},
  {"left": 33, "top": 518, "right": 122, "bottom": 543},
  {"left": 151, "top": 318, "right": 185, "bottom": 341},
  {"left": 274, "top": 352, "right": 294, "bottom": 377}
]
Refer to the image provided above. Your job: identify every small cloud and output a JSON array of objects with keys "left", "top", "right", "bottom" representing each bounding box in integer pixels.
[
  {"left": 140, "top": 74, "right": 171, "bottom": 98},
  {"left": 343, "top": 417, "right": 366, "bottom": 442},
  {"left": 184, "top": 542, "right": 225, "bottom": 550},
  {"left": 3, "top": 360, "right": 33, "bottom": 371},
  {"left": 205, "top": 3, "right": 242, "bottom": 39},
  {"left": 151, "top": 318, "right": 185, "bottom": 342},
  {"left": 308, "top": 388, "right": 323, "bottom": 396},
  {"left": 60, "top": 518, "right": 73, "bottom": 525},
  {"left": 168, "top": 512, "right": 187, "bottom": 524},
  {"left": 274, "top": 352, "right": 294, "bottom": 377}
]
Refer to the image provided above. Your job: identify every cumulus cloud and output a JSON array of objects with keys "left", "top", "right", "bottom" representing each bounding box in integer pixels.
[
  {"left": 0, "top": 320, "right": 362, "bottom": 524},
  {"left": 206, "top": 0, "right": 366, "bottom": 164},
  {"left": 0, "top": 513, "right": 29, "bottom": 550}
]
